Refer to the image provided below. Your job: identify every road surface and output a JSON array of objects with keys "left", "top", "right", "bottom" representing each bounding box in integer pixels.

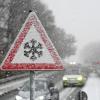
[{"left": 82, "top": 73, "right": 100, "bottom": 100}]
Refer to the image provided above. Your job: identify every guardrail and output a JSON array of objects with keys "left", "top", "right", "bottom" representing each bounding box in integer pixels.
[
  {"left": 0, "top": 71, "right": 63, "bottom": 84},
  {"left": 0, "top": 73, "right": 29, "bottom": 84}
]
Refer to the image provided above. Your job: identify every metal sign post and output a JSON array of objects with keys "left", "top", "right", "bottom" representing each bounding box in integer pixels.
[{"left": 30, "top": 71, "right": 35, "bottom": 100}]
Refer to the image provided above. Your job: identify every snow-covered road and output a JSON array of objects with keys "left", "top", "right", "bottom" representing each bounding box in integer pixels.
[
  {"left": 60, "top": 88, "right": 76, "bottom": 100},
  {"left": 82, "top": 73, "right": 100, "bottom": 100}
]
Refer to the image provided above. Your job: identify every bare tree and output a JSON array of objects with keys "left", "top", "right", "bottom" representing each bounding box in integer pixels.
[
  {"left": 50, "top": 27, "right": 76, "bottom": 58},
  {"left": 6, "top": 0, "right": 76, "bottom": 60},
  {"left": 0, "top": 0, "right": 77, "bottom": 77},
  {"left": 0, "top": 0, "right": 10, "bottom": 61}
]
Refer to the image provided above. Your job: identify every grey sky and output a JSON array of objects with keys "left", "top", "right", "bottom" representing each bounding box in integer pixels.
[{"left": 42, "top": 0, "right": 100, "bottom": 62}]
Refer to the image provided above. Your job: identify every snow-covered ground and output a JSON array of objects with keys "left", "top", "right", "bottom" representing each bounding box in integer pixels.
[
  {"left": 0, "top": 78, "right": 29, "bottom": 95},
  {"left": 82, "top": 73, "right": 100, "bottom": 100}
]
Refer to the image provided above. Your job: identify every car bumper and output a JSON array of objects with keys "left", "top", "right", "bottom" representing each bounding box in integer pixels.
[{"left": 63, "top": 80, "right": 85, "bottom": 87}]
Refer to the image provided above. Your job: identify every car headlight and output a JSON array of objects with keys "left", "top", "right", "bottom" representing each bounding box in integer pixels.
[
  {"left": 63, "top": 77, "right": 68, "bottom": 80},
  {"left": 16, "top": 95, "right": 23, "bottom": 100},
  {"left": 35, "top": 96, "right": 45, "bottom": 100},
  {"left": 77, "top": 76, "right": 83, "bottom": 81}
]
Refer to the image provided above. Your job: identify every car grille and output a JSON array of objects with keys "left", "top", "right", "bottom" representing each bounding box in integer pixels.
[{"left": 68, "top": 79, "right": 77, "bottom": 83}]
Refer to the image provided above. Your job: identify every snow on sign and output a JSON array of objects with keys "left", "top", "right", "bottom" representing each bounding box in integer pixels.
[{"left": 1, "top": 12, "right": 64, "bottom": 70}]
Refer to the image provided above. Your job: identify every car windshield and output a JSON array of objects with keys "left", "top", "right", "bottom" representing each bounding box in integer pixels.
[
  {"left": 21, "top": 80, "right": 47, "bottom": 92},
  {"left": 34, "top": 79, "right": 48, "bottom": 97},
  {"left": 34, "top": 80, "right": 47, "bottom": 92}
]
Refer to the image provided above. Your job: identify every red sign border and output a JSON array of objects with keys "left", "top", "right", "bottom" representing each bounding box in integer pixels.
[{"left": 1, "top": 12, "right": 64, "bottom": 70}]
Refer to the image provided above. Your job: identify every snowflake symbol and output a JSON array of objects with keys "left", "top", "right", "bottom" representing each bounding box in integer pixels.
[{"left": 24, "top": 39, "right": 43, "bottom": 61}]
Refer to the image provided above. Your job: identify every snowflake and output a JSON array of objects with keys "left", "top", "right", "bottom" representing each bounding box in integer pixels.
[{"left": 24, "top": 39, "right": 43, "bottom": 61}]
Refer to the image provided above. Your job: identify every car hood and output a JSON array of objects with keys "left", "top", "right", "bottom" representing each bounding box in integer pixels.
[
  {"left": 18, "top": 91, "right": 30, "bottom": 99},
  {"left": 18, "top": 90, "right": 47, "bottom": 99}
]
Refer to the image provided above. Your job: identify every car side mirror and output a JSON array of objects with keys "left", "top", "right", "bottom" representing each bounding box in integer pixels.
[
  {"left": 50, "top": 87, "right": 59, "bottom": 93},
  {"left": 49, "top": 87, "right": 59, "bottom": 96}
]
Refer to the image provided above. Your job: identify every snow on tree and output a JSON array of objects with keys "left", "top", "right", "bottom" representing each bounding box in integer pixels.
[{"left": 50, "top": 27, "right": 77, "bottom": 58}]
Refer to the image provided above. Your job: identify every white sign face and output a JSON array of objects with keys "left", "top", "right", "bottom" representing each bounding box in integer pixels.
[
  {"left": 12, "top": 24, "right": 54, "bottom": 64},
  {"left": 1, "top": 12, "right": 64, "bottom": 70}
]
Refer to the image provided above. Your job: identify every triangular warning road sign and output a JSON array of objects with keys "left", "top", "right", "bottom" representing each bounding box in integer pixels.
[{"left": 1, "top": 12, "right": 64, "bottom": 70}]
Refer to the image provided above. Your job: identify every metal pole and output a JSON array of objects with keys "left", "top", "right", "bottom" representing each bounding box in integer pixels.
[{"left": 30, "top": 71, "right": 35, "bottom": 100}]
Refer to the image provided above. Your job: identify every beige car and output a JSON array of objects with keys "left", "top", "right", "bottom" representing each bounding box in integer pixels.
[{"left": 63, "top": 75, "right": 86, "bottom": 87}]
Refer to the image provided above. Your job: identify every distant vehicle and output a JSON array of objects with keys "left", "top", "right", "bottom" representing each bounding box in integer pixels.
[
  {"left": 63, "top": 74, "right": 86, "bottom": 87},
  {"left": 15, "top": 78, "right": 59, "bottom": 100}
]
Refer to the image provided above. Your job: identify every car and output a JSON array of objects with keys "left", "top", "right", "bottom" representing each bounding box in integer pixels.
[
  {"left": 63, "top": 74, "right": 86, "bottom": 87},
  {"left": 15, "top": 78, "right": 59, "bottom": 100}
]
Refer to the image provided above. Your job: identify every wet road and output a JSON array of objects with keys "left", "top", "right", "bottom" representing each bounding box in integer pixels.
[{"left": 82, "top": 73, "right": 100, "bottom": 100}]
